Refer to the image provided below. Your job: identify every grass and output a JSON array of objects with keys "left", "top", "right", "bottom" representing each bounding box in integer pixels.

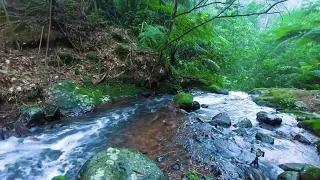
[
  {"left": 280, "top": 110, "right": 320, "bottom": 119},
  {"left": 252, "top": 88, "right": 298, "bottom": 108}
]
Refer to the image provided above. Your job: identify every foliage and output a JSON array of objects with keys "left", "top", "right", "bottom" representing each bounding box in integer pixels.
[
  {"left": 63, "top": 52, "right": 73, "bottom": 64},
  {"left": 218, "top": 2, "right": 320, "bottom": 90},
  {"left": 298, "top": 120, "right": 320, "bottom": 136}
]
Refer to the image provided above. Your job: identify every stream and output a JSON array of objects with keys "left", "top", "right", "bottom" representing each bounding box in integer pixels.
[{"left": 0, "top": 92, "right": 319, "bottom": 180}]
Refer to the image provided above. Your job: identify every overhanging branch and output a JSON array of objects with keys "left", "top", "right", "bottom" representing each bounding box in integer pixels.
[{"left": 162, "top": 0, "right": 288, "bottom": 52}]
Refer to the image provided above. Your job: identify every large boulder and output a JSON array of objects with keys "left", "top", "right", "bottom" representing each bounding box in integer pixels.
[
  {"left": 256, "top": 132, "right": 274, "bottom": 144},
  {"left": 50, "top": 81, "right": 110, "bottom": 116},
  {"left": 300, "top": 166, "right": 320, "bottom": 180},
  {"left": 277, "top": 171, "right": 299, "bottom": 180},
  {"left": 234, "top": 119, "right": 253, "bottom": 128},
  {"left": 257, "top": 111, "right": 282, "bottom": 126},
  {"left": 210, "top": 112, "right": 232, "bottom": 127},
  {"left": 279, "top": 163, "right": 313, "bottom": 172},
  {"left": 206, "top": 84, "right": 229, "bottom": 95},
  {"left": 52, "top": 176, "right": 67, "bottom": 180},
  {"left": 78, "top": 148, "right": 167, "bottom": 180}
]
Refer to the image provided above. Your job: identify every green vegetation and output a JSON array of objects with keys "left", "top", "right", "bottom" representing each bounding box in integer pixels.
[
  {"left": 280, "top": 110, "right": 320, "bottom": 119},
  {"left": 51, "top": 176, "right": 67, "bottom": 180},
  {"left": 252, "top": 88, "right": 298, "bottom": 108},
  {"left": 186, "top": 170, "right": 201, "bottom": 180},
  {"left": 300, "top": 166, "right": 320, "bottom": 180},
  {"left": 174, "top": 92, "right": 193, "bottom": 107},
  {"left": 298, "top": 120, "right": 320, "bottom": 136},
  {"left": 62, "top": 52, "right": 73, "bottom": 64}
]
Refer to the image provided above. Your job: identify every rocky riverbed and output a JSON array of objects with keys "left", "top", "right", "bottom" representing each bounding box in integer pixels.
[{"left": 0, "top": 91, "right": 319, "bottom": 179}]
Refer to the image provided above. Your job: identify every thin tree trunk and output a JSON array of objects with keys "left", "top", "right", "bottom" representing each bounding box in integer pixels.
[
  {"left": 168, "top": 0, "right": 179, "bottom": 66},
  {"left": 45, "top": 0, "right": 53, "bottom": 68},
  {"left": 1, "top": 0, "right": 20, "bottom": 49},
  {"left": 36, "top": 26, "right": 44, "bottom": 63}
]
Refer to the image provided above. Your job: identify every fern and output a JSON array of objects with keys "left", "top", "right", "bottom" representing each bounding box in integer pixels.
[{"left": 138, "top": 23, "right": 168, "bottom": 51}]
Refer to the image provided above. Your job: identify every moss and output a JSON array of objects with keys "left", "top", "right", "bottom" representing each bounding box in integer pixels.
[
  {"left": 300, "top": 166, "right": 320, "bottom": 180},
  {"left": 280, "top": 110, "right": 320, "bottom": 119},
  {"left": 174, "top": 92, "right": 193, "bottom": 106},
  {"left": 252, "top": 88, "right": 298, "bottom": 109},
  {"left": 186, "top": 170, "right": 201, "bottom": 180},
  {"left": 83, "top": 81, "right": 145, "bottom": 98},
  {"left": 51, "top": 176, "right": 67, "bottom": 180},
  {"left": 18, "top": 104, "right": 42, "bottom": 114},
  {"left": 298, "top": 120, "right": 320, "bottom": 136}
]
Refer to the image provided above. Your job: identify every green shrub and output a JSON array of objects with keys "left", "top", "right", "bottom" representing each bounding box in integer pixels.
[{"left": 63, "top": 52, "right": 73, "bottom": 64}]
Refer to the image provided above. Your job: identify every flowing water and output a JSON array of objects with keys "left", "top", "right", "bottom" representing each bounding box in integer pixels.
[{"left": 0, "top": 92, "right": 319, "bottom": 180}]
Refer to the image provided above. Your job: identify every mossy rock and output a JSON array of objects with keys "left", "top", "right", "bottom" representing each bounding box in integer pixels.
[
  {"left": 300, "top": 166, "right": 320, "bottom": 180},
  {"left": 18, "top": 104, "right": 45, "bottom": 127},
  {"left": 174, "top": 92, "right": 194, "bottom": 112},
  {"left": 251, "top": 88, "right": 299, "bottom": 109},
  {"left": 52, "top": 176, "right": 67, "bottom": 180},
  {"left": 203, "top": 84, "right": 229, "bottom": 95},
  {"left": 186, "top": 170, "right": 201, "bottom": 180},
  {"left": 78, "top": 148, "right": 167, "bottom": 180},
  {"left": 298, "top": 120, "right": 320, "bottom": 136},
  {"left": 277, "top": 171, "right": 299, "bottom": 180},
  {"left": 280, "top": 110, "right": 320, "bottom": 120},
  {"left": 50, "top": 81, "right": 110, "bottom": 116}
]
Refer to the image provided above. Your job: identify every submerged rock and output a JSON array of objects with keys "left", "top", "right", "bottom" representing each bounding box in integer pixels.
[
  {"left": 14, "top": 122, "right": 32, "bottom": 137},
  {"left": 201, "top": 104, "right": 209, "bottom": 108},
  {"left": 257, "top": 111, "right": 282, "bottom": 126},
  {"left": 277, "top": 171, "right": 299, "bottom": 180},
  {"left": 256, "top": 132, "right": 274, "bottom": 144},
  {"left": 279, "top": 163, "right": 313, "bottom": 172},
  {"left": 50, "top": 81, "right": 110, "bottom": 116},
  {"left": 293, "top": 134, "right": 312, "bottom": 145},
  {"left": 234, "top": 119, "right": 253, "bottom": 128},
  {"left": 300, "top": 166, "right": 320, "bottom": 180},
  {"left": 78, "top": 148, "right": 167, "bottom": 180},
  {"left": 210, "top": 112, "right": 231, "bottom": 127}
]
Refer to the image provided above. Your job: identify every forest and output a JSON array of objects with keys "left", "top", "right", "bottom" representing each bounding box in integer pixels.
[{"left": 0, "top": 0, "right": 320, "bottom": 180}]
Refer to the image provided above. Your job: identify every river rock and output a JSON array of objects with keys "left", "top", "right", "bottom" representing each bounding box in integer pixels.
[
  {"left": 78, "top": 147, "right": 167, "bottom": 180},
  {"left": 234, "top": 119, "right": 253, "bottom": 128},
  {"left": 14, "top": 122, "right": 32, "bottom": 137},
  {"left": 277, "top": 171, "right": 299, "bottom": 180},
  {"left": 0, "top": 129, "right": 5, "bottom": 140},
  {"left": 201, "top": 104, "right": 209, "bottom": 108},
  {"left": 210, "top": 112, "right": 231, "bottom": 127},
  {"left": 18, "top": 104, "right": 46, "bottom": 128},
  {"left": 279, "top": 163, "right": 313, "bottom": 172},
  {"left": 257, "top": 111, "right": 282, "bottom": 126},
  {"left": 44, "top": 104, "right": 61, "bottom": 121},
  {"left": 192, "top": 101, "right": 200, "bottom": 111},
  {"left": 173, "top": 92, "right": 194, "bottom": 112},
  {"left": 50, "top": 81, "right": 110, "bottom": 116},
  {"left": 300, "top": 166, "right": 320, "bottom": 180},
  {"left": 317, "top": 140, "right": 320, "bottom": 153},
  {"left": 256, "top": 132, "right": 274, "bottom": 144},
  {"left": 293, "top": 134, "right": 312, "bottom": 145}
]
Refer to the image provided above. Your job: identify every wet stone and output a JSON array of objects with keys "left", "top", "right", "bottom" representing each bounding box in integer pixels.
[
  {"left": 277, "top": 171, "right": 299, "bottom": 180},
  {"left": 156, "top": 156, "right": 165, "bottom": 163},
  {"left": 293, "top": 134, "right": 312, "bottom": 145},
  {"left": 256, "top": 132, "right": 274, "bottom": 144},
  {"left": 279, "top": 163, "right": 313, "bottom": 172},
  {"left": 171, "top": 163, "right": 181, "bottom": 171},
  {"left": 201, "top": 104, "right": 209, "bottom": 108}
]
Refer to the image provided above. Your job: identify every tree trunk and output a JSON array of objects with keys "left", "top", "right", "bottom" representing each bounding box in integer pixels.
[{"left": 168, "top": 0, "right": 179, "bottom": 66}]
